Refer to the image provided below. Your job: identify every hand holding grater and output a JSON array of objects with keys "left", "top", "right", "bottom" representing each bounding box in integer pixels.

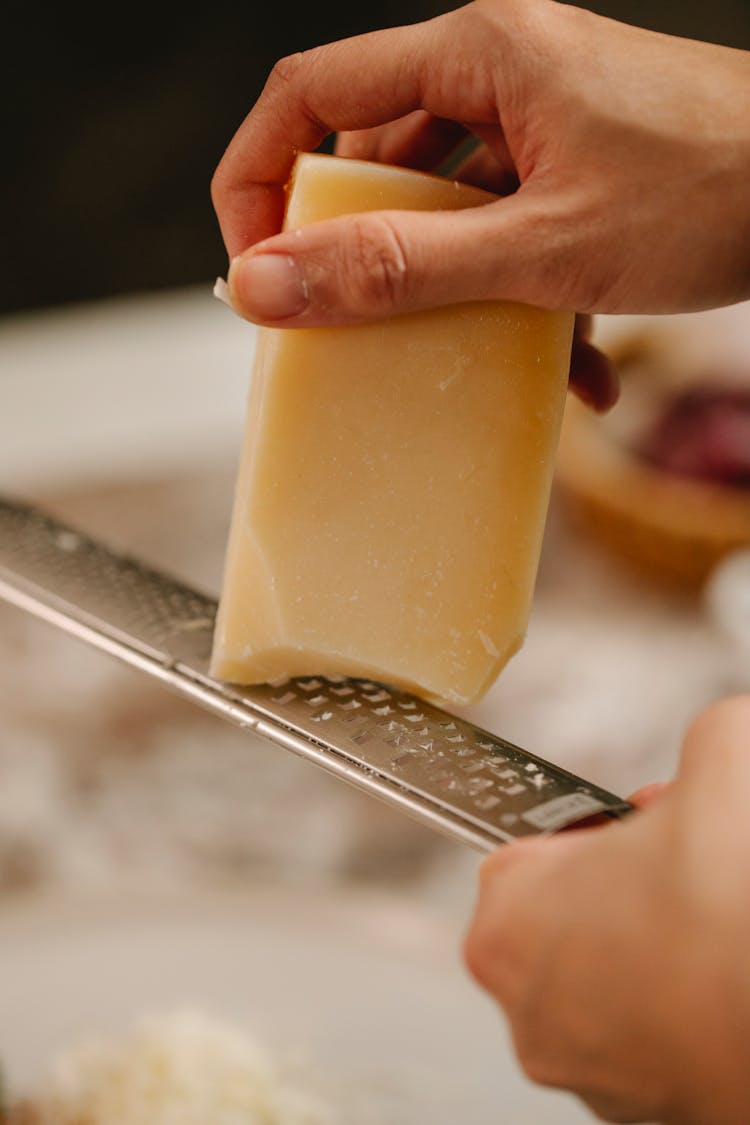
[{"left": 0, "top": 497, "right": 632, "bottom": 852}]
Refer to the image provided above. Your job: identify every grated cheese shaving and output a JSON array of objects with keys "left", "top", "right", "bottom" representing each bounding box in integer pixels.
[{"left": 25, "top": 1010, "right": 336, "bottom": 1125}]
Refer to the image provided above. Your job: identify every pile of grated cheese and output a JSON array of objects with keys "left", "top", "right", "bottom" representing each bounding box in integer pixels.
[{"left": 26, "top": 1010, "right": 336, "bottom": 1125}]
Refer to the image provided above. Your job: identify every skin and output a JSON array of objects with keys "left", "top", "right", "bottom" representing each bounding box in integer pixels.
[
  {"left": 211, "top": 4, "right": 750, "bottom": 1119},
  {"left": 466, "top": 697, "right": 750, "bottom": 1124},
  {"left": 212, "top": 0, "right": 750, "bottom": 414}
]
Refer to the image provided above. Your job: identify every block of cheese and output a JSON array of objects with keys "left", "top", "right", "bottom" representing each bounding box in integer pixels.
[{"left": 211, "top": 153, "right": 574, "bottom": 705}]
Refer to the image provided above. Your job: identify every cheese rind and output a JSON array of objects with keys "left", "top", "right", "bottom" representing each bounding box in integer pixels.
[{"left": 211, "top": 154, "right": 573, "bottom": 704}]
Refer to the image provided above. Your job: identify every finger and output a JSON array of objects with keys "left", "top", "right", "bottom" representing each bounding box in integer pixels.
[
  {"left": 478, "top": 837, "right": 550, "bottom": 887},
  {"left": 212, "top": 10, "right": 500, "bottom": 257},
  {"left": 465, "top": 839, "right": 552, "bottom": 994},
  {"left": 556, "top": 776, "right": 668, "bottom": 832},
  {"left": 226, "top": 187, "right": 590, "bottom": 326},
  {"left": 679, "top": 694, "right": 750, "bottom": 780},
  {"left": 573, "top": 313, "right": 594, "bottom": 343},
  {"left": 338, "top": 121, "right": 519, "bottom": 195},
  {"left": 670, "top": 695, "right": 750, "bottom": 847},
  {"left": 450, "top": 128, "right": 519, "bottom": 195},
  {"left": 466, "top": 833, "right": 585, "bottom": 999},
  {"left": 334, "top": 127, "right": 378, "bottom": 160},
  {"left": 569, "top": 340, "right": 620, "bottom": 412},
  {"left": 569, "top": 315, "right": 619, "bottom": 411},
  {"left": 581, "top": 1089, "right": 658, "bottom": 1124},
  {"left": 628, "top": 781, "right": 671, "bottom": 810},
  {"left": 335, "top": 112, "right": 470, "bottom": 171}
]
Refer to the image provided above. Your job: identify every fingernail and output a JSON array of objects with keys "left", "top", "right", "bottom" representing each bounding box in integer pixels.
[{"left": 230, "top": 253, "right": 309, "bottom": 321}]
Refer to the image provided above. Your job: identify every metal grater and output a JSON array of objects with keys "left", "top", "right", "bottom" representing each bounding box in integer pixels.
[{"left": 0, "top": 497, "right": 632, "bottom": 852}]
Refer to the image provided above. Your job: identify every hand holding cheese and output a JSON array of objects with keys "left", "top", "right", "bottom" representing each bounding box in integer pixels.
[{"left": 212, "top": 0, "right": 750, "bottom": 326}]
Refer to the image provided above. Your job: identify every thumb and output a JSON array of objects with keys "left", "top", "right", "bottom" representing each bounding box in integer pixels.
[{"left": 226, "top": 192, "right": 572, "bottom": 327}]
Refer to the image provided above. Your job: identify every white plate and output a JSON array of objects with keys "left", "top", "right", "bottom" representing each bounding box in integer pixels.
[{"left": 0, "top": 887, "right": 594, "bottom": 1124}]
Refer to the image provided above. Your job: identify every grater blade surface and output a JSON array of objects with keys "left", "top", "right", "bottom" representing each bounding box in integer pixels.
[{"left": 0, "top": 497, "right": 632, "bottom": 852}]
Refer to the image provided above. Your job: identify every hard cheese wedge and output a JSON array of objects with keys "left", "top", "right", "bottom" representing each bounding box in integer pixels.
[{"left": 211, "top": 153, "right": 573, "bottom": 705}]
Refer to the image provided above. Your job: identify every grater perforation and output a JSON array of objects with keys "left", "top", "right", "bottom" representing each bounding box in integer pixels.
[{"left": 0, "top": 497, "right": 632, "bottom": 852}]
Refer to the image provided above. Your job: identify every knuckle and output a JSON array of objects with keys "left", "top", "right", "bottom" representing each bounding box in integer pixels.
[
  {"left": 341, "top": 214, "right": 412, "bottom": 314},
  {"left": 462, "top": 900, "right": 519, "bottom": 998},
  {"left": 267, "top": 51, "right": 306, "bottom": 90},
  {"left": 265, "top": 50, "right": 328, "bottom": 138},
  {"left": 210, "top": 163, "right": 227, "bottom": 209},
  {"left": 516, "top": 1048, "right": 561, "bottom": 1089},
  {"left": 467, "top": 844, "right": 549, "bottom": 988},
  {"left": 512, "top": 1023, "right": 570, "bottom": 1090},
  {"left": 462, "top": 921, "right": 494, "bottom": 989}
]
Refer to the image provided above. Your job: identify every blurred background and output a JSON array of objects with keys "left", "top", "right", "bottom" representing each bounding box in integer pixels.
[{"left": 1, "top": 2, "right": 749, "bottom": 1121}]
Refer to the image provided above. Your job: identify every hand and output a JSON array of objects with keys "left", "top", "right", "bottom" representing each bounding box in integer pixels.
[
  {"left": 212, "top": 0, "right": 750, "bottom": 334},
  {"left": 463, "top": 695, "right": 750, "bottom": 1125}
]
